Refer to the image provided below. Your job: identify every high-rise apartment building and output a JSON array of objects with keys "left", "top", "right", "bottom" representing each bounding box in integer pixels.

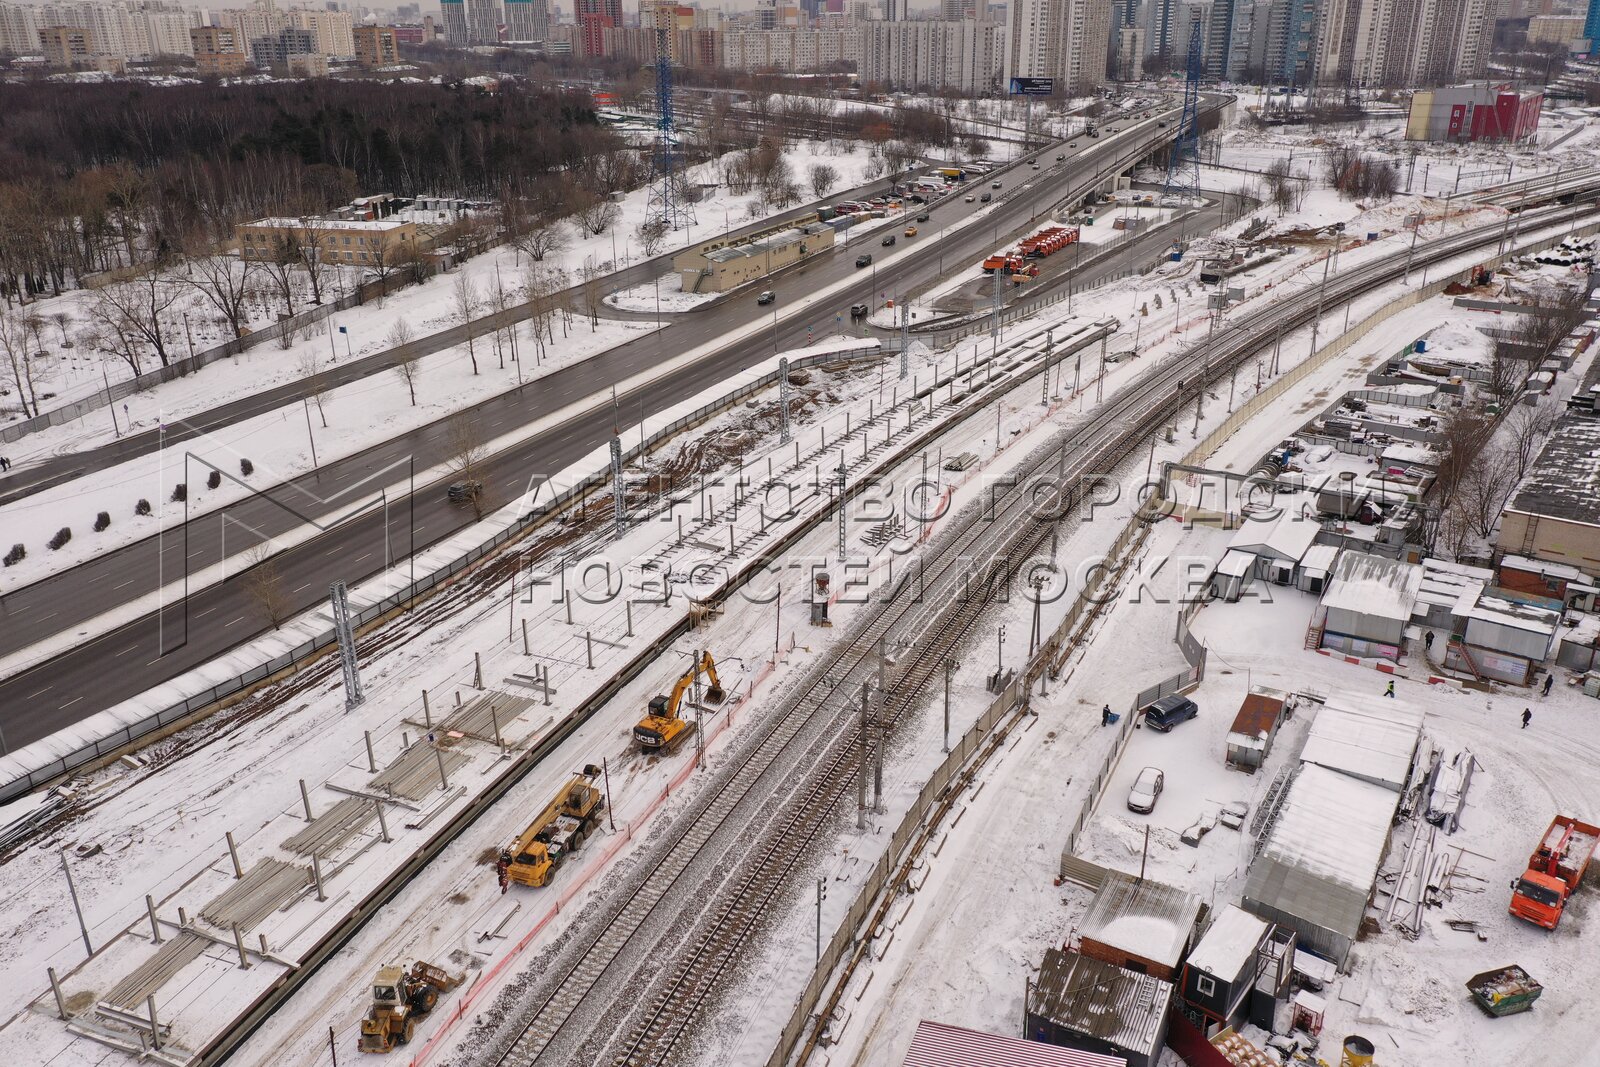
[
  {"left": 353, "top": 23, "right": 399, "bottom": 64},
  {"left": 1346, "top": 0, "right": 1493, "bottom": 87},
  {"left": 249, "top": 23, "right": 314, "bottom": 66},
  {"left": 1004, "top": 0, "right": 1111, "bottom": 94},
  {"left": 191, "top": 23, "right": 248, "bottom": 72},
  {"left": 39, "top": 24, "right": 90, "bottom": 64},
  {"left": 858, "top": 19, "right": 1003, "bottom": 91},
  {"left": 503, "top": 0, "right": 549, "bottom": 41},
  {"left": 0, "top": 3, "right": 41, "bottom": 55},
  {"left": 464, "top": 0, "right": 499, "bottom": 44},
  {"left": 576, "top": 0, "right": 622, "bottom": 54},
  {"left": 1587, "top": 0, "right": 1600, "bottom": 51},
  {"left": 291, "top": 9, "right": 355, "bottom": 56},
  {"left": 440, "top": 0, "right": 468, "bottom": 43}
]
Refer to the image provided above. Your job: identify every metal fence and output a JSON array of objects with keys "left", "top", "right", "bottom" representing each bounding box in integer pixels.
[
  {"left": 761, "top": 672, "right": 1029, "bottom": 1067},
  {"left": 0, "top": 261, "right": 447, "bottom": 444},
  {"left": 0, "top": 344, "right": 880, "bottom": 804}
]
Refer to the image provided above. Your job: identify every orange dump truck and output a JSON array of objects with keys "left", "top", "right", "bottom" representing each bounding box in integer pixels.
[{"left": 1509, "top": 815, "right": 1598, "bottom": 929}]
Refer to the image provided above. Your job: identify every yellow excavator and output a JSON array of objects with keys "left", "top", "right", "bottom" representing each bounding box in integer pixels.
[
  {"left": 496, "top": 765, "right": 605, "bottom": 891},
  {"left": 633, "top": 650, "right": 725, "bottom": 751}
]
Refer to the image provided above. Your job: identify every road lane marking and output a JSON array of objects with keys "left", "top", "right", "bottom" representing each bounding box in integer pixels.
[
  {"left": 225, "top": 616, "right": 246, "bottom": 627},
  {"left": 115, "top": 645, "right": 138, "bottom": 657},
  {"left": 27, "top": 686, "right": 52, "bottom": 698}
]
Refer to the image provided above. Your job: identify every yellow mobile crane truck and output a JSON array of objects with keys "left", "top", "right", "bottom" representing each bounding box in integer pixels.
[
  {"left": 495, "top": 765, "right": 605, "bottom": 892},
  {"left": 633, "top": 650, "right": 725, "bottom": 751}
]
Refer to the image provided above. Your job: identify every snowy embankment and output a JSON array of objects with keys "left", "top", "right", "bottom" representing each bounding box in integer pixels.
[{"left": 0, "top": 140, "right": 888, "bottom": 452}]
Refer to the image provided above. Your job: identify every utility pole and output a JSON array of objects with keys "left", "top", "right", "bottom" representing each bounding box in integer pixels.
[
  {"left": 815, "top": 877, "right": 826, "bottom": 961},
  {"left": 1307, "top": 246, "right": 1334, "bottom": 362}
]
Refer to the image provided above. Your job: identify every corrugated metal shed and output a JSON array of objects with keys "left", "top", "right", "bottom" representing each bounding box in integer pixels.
[
  {"left": 902, "top": 1020, "right": 1125, "bottom": 1067},
  {"left": 1028, "top": 948, "right": 1170, "bottom": 1063},
  {"left": 1299, "top": 695, "right": 1422, "bottom": 791},
  {"left": 1242, "top": 763, "right": 1400, "bottom": 966},
  {"left": 1077, "top": 870, "right": 1202, "bottom": 974},
  {"left": 1321, "top": 551, "right": 1422, "bottom": 622}
]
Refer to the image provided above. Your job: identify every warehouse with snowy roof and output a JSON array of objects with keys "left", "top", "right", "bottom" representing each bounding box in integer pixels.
[
  {"left": 1241, "top": 763, "right": 1402, "bottom": 967},
  {"left": 1313, "top": 551, "right": 1423, "bottom": 661}
]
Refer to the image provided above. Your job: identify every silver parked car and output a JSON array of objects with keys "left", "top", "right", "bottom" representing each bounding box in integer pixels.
[{"left": 1127, "top": 766, "right": 1165, "bottom": 814}]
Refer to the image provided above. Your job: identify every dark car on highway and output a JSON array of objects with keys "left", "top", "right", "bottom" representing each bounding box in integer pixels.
[
  {"left": 448, "top": 480, "right": 483, "bottom": 504},
  {"left": 1143, "top": 694, "right": 1199, "bottom": 732},
  {"left": 855, "top": 254, "right": 872, "bottom": 267}
]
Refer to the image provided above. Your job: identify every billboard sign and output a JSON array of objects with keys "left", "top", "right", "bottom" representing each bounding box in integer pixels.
[{"left": 1008, "top": 77, "right": 1055, "bottom": 96}]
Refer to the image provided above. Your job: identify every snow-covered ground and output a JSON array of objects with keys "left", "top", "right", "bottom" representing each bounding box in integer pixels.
[
  {"left": 0, "top": 316, "right": 648, "bottom": 595},
  {"left": 788, "top": 216, "right": 1600, "bottom": 1067},
  {"left": 0, "top": 140, "right": 889, "bottom": 448}
]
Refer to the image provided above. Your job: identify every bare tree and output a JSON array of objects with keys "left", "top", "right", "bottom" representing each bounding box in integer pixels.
[
  {"left": 1506, "top": 402, "right": 1559, "bottom": 481},
  {"left": 579, "top": 266, "right": 604, "bottom": 331},
  {"left": 634, "top": 217, "right": 670, "bottom": 258},
  {"left": 292, "top": 220, "right": 333, "bottom": 305},
  {"left": 49, "top": 312, "right": 72, "bottom": 347},
  {"left": 1459, "top": 448, "right": 1519, "bottom": 539},
  {"left": 1435, "top": 499, "right": 1475, "bottom": 562},
  {"left": 808, "top": 162, "right": 840, "bottom": 199},
  {"left": 0, "top": 308, "right": 37, "bottom": 417},
  {"left": 298, "top": 350, "right": 330, "bottom": 427},
  {"left": 453, "top": 272, "right": 480, "bottom": 375},
  {"left": 241, "top": 544, "right": 291, "bottom": 629},
  {"left": 90, "top": 272, "right": 181, "bottom": 367},
  {"left": 487, "top": 270, "right": 514, "bottom": 370},
  {"left": 513, "top": 222, "right": 567, "bottom": 263},
  {"left": 446, "top": 411, "right": 490, "bottom": 520},
  {"left": 1430, "top": 411, "right": 1494, "bottom": 518},
  {"left": 570, "top": 192, "right": 620, "bottom": 237},
  {"left": 388, "top": 319, "right": 421, "bottom": 405},
  {"left": 187, "top": 253, "right": 259, "bottom": 339},
  {"left": 262, "top": 232, "right": 303, "bottom": 318}
]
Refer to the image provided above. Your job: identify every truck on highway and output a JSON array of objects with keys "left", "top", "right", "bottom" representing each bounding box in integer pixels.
[{"left": 1508, "top": 814, "right": 1598, "bottom": 929}]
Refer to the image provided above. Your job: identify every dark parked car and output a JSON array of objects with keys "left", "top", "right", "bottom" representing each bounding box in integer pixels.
[
  {"left": 447, "top": 479, "right": 483, "bottom": 504},
  {"left": 855, "top": 254, "right": 873, "bottom": 268},
  {"left": 1143, "top": 694, "right": 1199, "bottom": 732},
  {"left": 908, "top": 194, "right": 926, "bottom": 204}
]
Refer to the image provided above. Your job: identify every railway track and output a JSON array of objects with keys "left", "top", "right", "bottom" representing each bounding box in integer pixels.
[{"left": 474, "top": 198, "right": 1596, "bottom": 1067}]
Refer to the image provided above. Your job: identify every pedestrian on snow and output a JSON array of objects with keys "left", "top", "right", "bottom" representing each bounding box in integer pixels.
[
  {"left": 1424, "top": 631, "right": 1434, "bottom": 651},
  {"left": 0, "top": 456, "right": 9, "bottom": 471},
  {"left": 1101, "top": 704, "right": 1112, "bottom": 726},
  {"left": 1384, "top": 680, "right": 1395, "bottom": 698},
  {"left": 1543, "top": 674, "right": 1555, "bottom": 697},
  {"left": 1522, "top": 707, "right": 1532, "bottom": 729}
]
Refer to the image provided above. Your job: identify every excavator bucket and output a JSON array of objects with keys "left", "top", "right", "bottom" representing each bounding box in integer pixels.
[{"left": 705, "top": 682, "right": 725, "bottom": 704}]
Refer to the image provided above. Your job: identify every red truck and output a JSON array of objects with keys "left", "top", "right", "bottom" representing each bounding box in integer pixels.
[{"left": 1509, "top": 815, "right": 1599, "bottom": 929}]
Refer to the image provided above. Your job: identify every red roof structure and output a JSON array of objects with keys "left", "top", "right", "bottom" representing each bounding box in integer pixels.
[{"left": 902, "top": 1020, "right": 1127, "bottom": 1067}]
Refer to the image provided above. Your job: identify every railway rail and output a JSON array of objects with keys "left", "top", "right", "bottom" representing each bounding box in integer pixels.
[{"left": 471, "top": 189, "right": 1598, "bottom": 1067}]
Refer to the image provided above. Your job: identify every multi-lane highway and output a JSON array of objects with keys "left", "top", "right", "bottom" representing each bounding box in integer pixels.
[{"left": 0, "top": 99, "right": 1208, "bottom": 751}]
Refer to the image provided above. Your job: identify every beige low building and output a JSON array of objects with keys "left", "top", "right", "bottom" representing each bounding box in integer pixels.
[
  {"left": 675, "top": 222, "right": 835, "bottom": 294},
  {"left": 236, "top": 217, "right": 419, "bottom": 266},
  {"left": 1499, "top": 413, "right": 1600, "bottom": 572}
]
